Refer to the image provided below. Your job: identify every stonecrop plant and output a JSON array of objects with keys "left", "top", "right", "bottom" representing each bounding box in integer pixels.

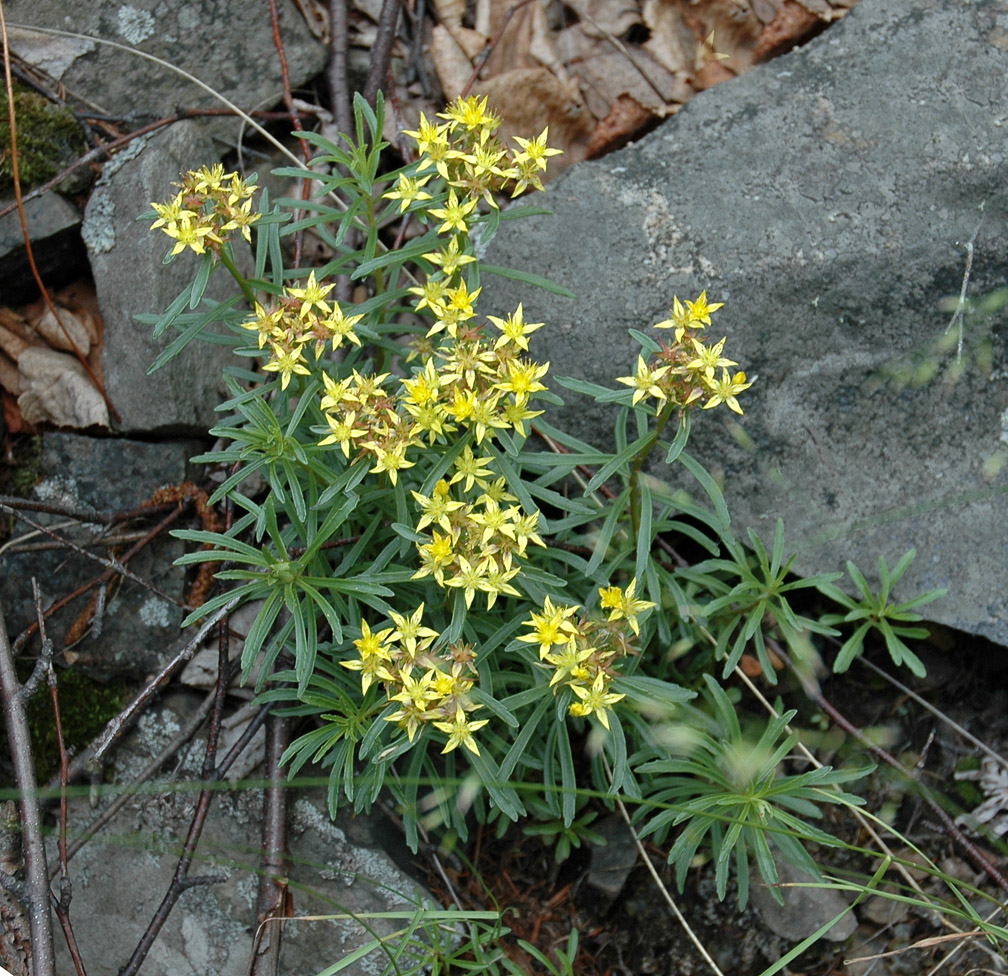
[{"left": 144, "top": 92, "right": 949, "bottom": 933}]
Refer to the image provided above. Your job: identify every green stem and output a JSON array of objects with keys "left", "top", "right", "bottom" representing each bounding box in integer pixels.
[
  {"left": 629, "top": 403, "right": 679, "bottom": 539},
  {"left": 219, "top": 246, "right": 257, "bottom": 306}
]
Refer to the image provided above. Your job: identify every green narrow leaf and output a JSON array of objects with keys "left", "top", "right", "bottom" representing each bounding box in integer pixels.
[
  {"left": 584, "top": 431, "right": 655, "bottom": 496},
  {"left": 478, "top": 263, "right": 576, "bottom": 299},
  {"left": 678, "top": 451, "right": 731, "bottom": 533},
  {"left": 556, "top": 718, "right": 577, "bottom": 826},
  {"left": 147, "top": 296, "right": 244, "bottom": 373},
  {"left": 151, "top": 282, "right": 195, "bottom": 339},
  {"left": 189, "top": 251, "right": 214, "bottom": 308},
  {"left": 664, "top": 411, "right": 691, "bottom": 465},
  {"left": 634, "top": 478, "right": 653, "bottom": 584},
  {"left": 586, "top": 488, "right": 629, "bottom": 576}
]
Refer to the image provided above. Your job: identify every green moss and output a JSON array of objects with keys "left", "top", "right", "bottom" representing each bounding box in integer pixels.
[
  {"left": 0, "top": 83, "right": 86, "bottom": 192},
  {"left": 3, "top": 667, "right": 129, "bottom": 786}
]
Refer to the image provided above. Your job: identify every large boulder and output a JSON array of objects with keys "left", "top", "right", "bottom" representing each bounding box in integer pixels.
[
  {"left": 479, "top": 0, "right": 1008, "bottom": 646},
  {"left": 7, "top": 0, "right": 326, "bottom": 136}
]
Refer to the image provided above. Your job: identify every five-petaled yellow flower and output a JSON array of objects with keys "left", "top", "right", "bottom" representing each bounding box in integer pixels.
[{"left": 616, "top": 355, "right": 669, "bottom": 406}]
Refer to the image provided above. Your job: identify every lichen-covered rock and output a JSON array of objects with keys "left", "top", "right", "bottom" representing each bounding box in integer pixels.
[
  {"left": 8, "top": 1, "right": 326, "bottom": 139},
  {"left": 0, "top": 432, "right": 200, "bottom": 679},
  {"left": 49, "top": 692, "right": 434, "bottom": 976},
  {"left": 479, "top": 0, "right": 1008, "bottom": 646}
]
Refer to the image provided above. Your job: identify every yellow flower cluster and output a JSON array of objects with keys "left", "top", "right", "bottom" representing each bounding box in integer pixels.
[
  {"left": 390, "top": 95, "right": 559, "bottom": 344},
  {"left": 311, "top": 101, "right": 558, "bottom": 493},
  {"left": 518, "top": 579, "right": 655, "bottom": 729},
  {"left": 316, "top": 304, "right": 548, "bottom": 482},
  {"left": 150, "top": 163, "right": 259, "bottom": 256},
  {"left": 243, "top": 271, "right": 364, "bottom": 390},
  {"left": 411, "top": 465, "right": 546, "bottom": 610},
  {"left": 392, "top": 94, "right": 562, "bottom": 214},
  {"left": 341, "top": 607, "right": 488, "bottom": 755},
  {"left": 616, "top": 292, "right": 753, "bottom": 415}
]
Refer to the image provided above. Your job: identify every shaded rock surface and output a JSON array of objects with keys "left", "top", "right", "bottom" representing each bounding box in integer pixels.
[
  {"left": 479, "top": 0, "right": 1008, "bottom": 646},
  {"left": 0, "top": 432, "right": 200, "bottom": 680},
  {"left": 50, "top": 690, "right": 435, "bottom": 976},
  {"left": 0, "top": 194, "right": 86, "bottom": 306},
  {"left": 7, "top": 0, "right": 326, "bottom": 137},
  {"left": 750, "top": 857, "right": 856, "bottom": 943}
]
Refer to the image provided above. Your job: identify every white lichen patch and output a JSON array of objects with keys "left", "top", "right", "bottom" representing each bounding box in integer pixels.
[
  {"left": 81, "top": 192, "right": 116, "bottom": 253},
  {"left": 116, "top": 5, "right": 156, "bottom": 44},
  {"left": 34, "top": 475, "right": 80, "bottom": 508},
  {"left": 139, "top": 596, "right": 173, "bottom": 628},
  {"left": 82, "top": 135, "right": 150, "bottom": 254}
]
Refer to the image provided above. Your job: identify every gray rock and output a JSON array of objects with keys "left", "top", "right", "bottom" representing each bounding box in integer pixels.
[
  {"left": 0, "top": 432, "right": 201, "bottom": 680},
  {"left": 478, "top": 0, "right": 1008, "bottom": 647},
  {"left": 7, "top": 0, "right": 326, "bottom": 139},
  {"left": 0, "top": 193, "right": 85, "bottom": 305},
  {"left": 84, "top": 122, "right": 241, "bottom": 434},
  {"left": 50, "top": 691, "right": 436, "bottom": 976},
  {"left": 750, "top": 857, "right": 856, "bottom": 943},
  {"left": 585, "top": 814, "right": 637, "bottom": 898}
]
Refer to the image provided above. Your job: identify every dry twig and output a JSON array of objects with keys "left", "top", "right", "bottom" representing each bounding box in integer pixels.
[
  {"left": 0, "top": 600, "right": 56, "bottom": 976},
  {"left": 249, "top": 712, "right": 291, "bottom": 975}
]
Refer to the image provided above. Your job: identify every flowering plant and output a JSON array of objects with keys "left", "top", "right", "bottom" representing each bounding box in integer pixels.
[{"left": 143, "top": 92, "right": 937, "bottom": 909}]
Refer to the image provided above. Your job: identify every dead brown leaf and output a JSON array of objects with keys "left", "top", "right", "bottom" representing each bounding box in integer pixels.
[
  {"left": 753, "top": 0, "right": 824, "bottom": 60},
  {"left": 566, "top": 0, "right": 643, "bottom": 39},
  {"left": 432, "top": 0, "right": 468, "bottom": 28},
  {"left": 557, "top": 27, "right": 690, "bottom": 118},
  {"left": 585, "top": 93, "right": 660, "bottom": 158},
  {"left": 430, "top": 24, "right": 477, "bottom": 100},
  {"left": 641, "top": 0, "right": 694, "bottom": 75},
  {"left": 17, "top": 346, "right": 109, "bottom": 429},
  {"left": 0, "top": 353, "right": 20, "bottom": 397},
  {"left": 750, "top": 0, "right": 783, "bottom": 24},
  {"left": 481, "top": 0, "right": 556, "bottom": 79},
  {"left": 32, "top": 306, "right": 91, "bottom": 356},
  {"left": 475, "top": 67, "right": 596, "bottom": 170}
]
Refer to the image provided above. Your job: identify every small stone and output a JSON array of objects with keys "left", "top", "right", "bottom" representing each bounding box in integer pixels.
[{"left": 750, "top": 857, "right": 856, "bottom": 943}]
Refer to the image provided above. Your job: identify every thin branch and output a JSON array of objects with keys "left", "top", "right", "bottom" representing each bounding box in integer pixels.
[
  {"left": 328, "top": 0, "right": 353, "bottom": 137},
  {"left": 14, "top": 504, "right": 184, "bottom": 655},
  {"left": 57, "top": 660, "right": 239, "bottom": 863},
  {"left": 773, "top": 643, "right": 1008, "bottom": 892},
  {"left": 945, "top": 208, "right": 984, "bottom": 364},
  {"left": 733, "top": 655, "right": 982, "bottom": 941},
  {"left": 459, "top": 0, "right": 538, "bottom": 98},
  {"left": 859, "top": 655, "right": 1008, "bottom": 772},
  {"left": 88, "top": 598, "right": 239, "bottom": 767},
  {"left": 0, "top": 600, "right": 56, "bottom": 976},
  {"left": 363, "top": 0, "right": 403, "bottom": 106},
  {"left": 43, "top": 597, "right": 88, "bottom": 976},
  {"left": 20, "top": 579, "right": 55, "bottom": 702},
  {"left": 119, "top": 702, "right": 270, "bottom": 976},
  {"left": 249, "top": 712, "right": 291, "bottom": 976},
  {"left": 0, "top": 503, "right": 186, "bottom": 610},
  {"left": 0, "top": 107, "right": 314, "bottom": 224},
  {"left": 0, "top": 491, "right": 194, "bottom": 528},
  {"left": 119, "top": 595, "right": 248, "bottom": 976}
]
